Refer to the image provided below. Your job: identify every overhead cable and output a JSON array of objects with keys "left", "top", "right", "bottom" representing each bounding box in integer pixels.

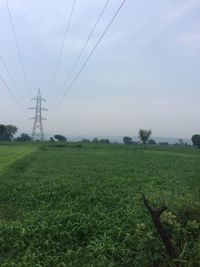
[
  {"left": 50, "top": 0, "right": 110, "bottom": 109},
  {"left": 48, "top": 0, "right": 77, "bottom": 96},
  {"left": 50, "top": 0, "right": 127, "bottom": 114},
  {"left": 5, "top": 0, "right": 30, "bottom": 91},
  {"left": 38, "top": 0, "right": 42, "bottom": 89},
  {"left": 0, "top": 53, "right": 26, "bottom": 106},
  {"left": 0, "top": 73, "right": 24, "bottom": 112}
]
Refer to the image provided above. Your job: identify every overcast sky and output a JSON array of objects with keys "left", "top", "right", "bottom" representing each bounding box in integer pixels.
[{"left": 0, "top": 0, "right": 200, "bottom": 139}]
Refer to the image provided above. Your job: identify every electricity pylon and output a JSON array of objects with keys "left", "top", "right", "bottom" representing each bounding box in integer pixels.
[{"left": 29, "top": 89, "right": 47, "bottom": 141}]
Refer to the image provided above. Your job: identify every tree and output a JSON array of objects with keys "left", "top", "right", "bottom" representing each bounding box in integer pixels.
[
  {"left": 191, "top": 134, "right": 200, "bottom": 148},
  {"left": 179, "top": 138, "right": 184, "bottom": 145},
  {"left": 139, "top": 129, "right": 152, "bottom": 147},
  {"left": 123, "top": 136, "right": 132, "bottom": 145},
  {"left": 82, "top": 138, "right": 90, "bottom": 143},
  {"left": 99, "top": 138, "right": 110, "bottom": 144},
  {"left": 6, "top": 125, "right": 17, "bottom": 138},
  {"left": 93, "top": 137, "right": 99, "bottom": 143},
  {"left": 148, "top": 139, "right": 156, "bottom": 145},
  {"left": 0, "top": 125, "right": 8, "bottom": 141},
  {"left": 54, "top": 135, "right": 67, "bottom": 142},
  {"left": 0, "top": 124, "right": 17, "bottom": 141},
  {"left": 16, "top": 133, "right": 32, "bottom": 142}
]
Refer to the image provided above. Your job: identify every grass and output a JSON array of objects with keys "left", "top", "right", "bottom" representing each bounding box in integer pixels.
[
  {"left": 0, "top": 143, "right": 36, "bottom": 172},
  {"left": 0, "top": 143, "right": 199, "bottom": 266}
]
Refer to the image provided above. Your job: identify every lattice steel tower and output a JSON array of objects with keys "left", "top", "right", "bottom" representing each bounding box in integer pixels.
[{"left": 29, "top": 89, "right": 47, "bottom": 141}]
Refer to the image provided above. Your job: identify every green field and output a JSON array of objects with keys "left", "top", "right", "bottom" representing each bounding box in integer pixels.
[{"left": 0, "top": 143, "right": 200, "bottom": 266}]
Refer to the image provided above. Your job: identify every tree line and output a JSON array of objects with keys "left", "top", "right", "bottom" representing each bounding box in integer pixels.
[
  {"left": 123, "top": 129, "right": 152, "bottom": 146},
  {"left": 123, "top": 129, "right": 200, "bottom": 148},
  {"left": 1, "top": 124, "right": 200, "bottom": 148}
]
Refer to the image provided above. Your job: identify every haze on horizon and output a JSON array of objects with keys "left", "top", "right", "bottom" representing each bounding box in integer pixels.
[{"left": 0, "top": 0, "right": 200, "bottom": 140}]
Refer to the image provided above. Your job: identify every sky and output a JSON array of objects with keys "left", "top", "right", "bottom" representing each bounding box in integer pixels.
[{"left": 0, "top": 0, "right": 200, "bottom": 139}]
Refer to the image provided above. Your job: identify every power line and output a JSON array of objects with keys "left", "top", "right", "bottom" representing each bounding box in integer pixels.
[
  {"left": 0, "top": 53, "right": 26, "bottom": 106},
  {"left": 5, "top": 0, "right": 30, "bottom": 91},
  {"left": 49, "top": 0, "right": 110, "bottom": 110},
  {"left": 47, "top": 0, "right": 77, "bottom": 96},
  {"left": 50, "top": 0, "right": 127, "bottom": 115},
  {"left": 0, "top": 72, "right": 24, "bottom": 112},
  {"left": 38, "top": 0, "right": 42, "bottom": 89}
]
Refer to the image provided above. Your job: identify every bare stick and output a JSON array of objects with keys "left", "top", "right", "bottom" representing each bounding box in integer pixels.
[{"left": 142, "top": 194, "right": 177, "bottom": 258}]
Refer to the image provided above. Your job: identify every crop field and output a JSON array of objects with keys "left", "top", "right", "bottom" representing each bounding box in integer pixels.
[{"left": 0, "top": 143, "right": 200, "bottom": 266}]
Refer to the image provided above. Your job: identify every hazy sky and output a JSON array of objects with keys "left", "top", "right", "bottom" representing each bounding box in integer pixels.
[{"left": 0, "top": 0, "right": 200, "bottom": 139}]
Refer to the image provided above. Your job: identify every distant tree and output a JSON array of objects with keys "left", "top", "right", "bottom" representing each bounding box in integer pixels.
[
  {"left": 132, "top": 141, "right": 141, "bottom": 145},
  {"left": 82, "top": 138, "right": 90, "bottom": 143},
  {"left": 191, "top": 134, "right": 200, "bottom": 148},
  {"left": 49, "top": 137, "right": 55, "bottom": 142},
  {"left": 179, "top": 138, "right": 184, "bottom": 145},
  {"left": 6, "top": 125, "right": 17, "bottom": 138},
  {"left": 93, "top": 137, "right": 99, "bottom": 143},
  {"left": 0, "top": 125, "right": 8, "bottom": 141},
  {"left": 54, "top": 135, "right": 67, "bottom": 142},
  {"left": 0, "top": 124, "right": 17, "bottom": 141},
  {"left": 123, "top": 136, "right": 132, "bottom": 145},
  {"left": 173, "top": 138, "right": 188, "bottom": 147},
  {"left": 100, "top": 138, "right": 110, "bottom": 144},
  {"left": 148, "top": 139, "right": 156, "bottom": 145},
  {"left": 159, "top": 142, "right": 169, "bottom": 146},
  {"left": 16, "top": 133, "right": 32, "bottom": 142},
  {"left": 139, "top": 129, "right": 152, "bottom": 147}
]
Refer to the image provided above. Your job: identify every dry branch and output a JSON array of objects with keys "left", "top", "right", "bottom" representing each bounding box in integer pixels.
[{"left": 142, "top": 194, "right": 177, "bottom": 259}]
